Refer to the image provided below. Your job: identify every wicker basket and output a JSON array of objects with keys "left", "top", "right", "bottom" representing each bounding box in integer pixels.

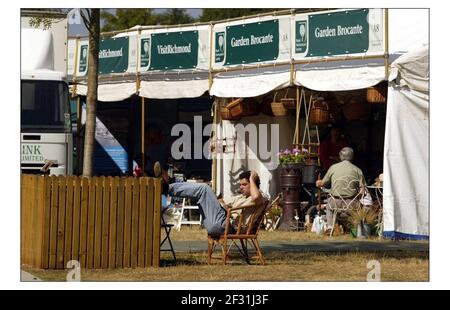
[
  {"left": 281, "top": 98, "right": 296, "bottom": 110},
  {"left": 226, "top": 98, "right": 259, "bottom": 117},
  {"left": 342, "top": 99, "right": 370, "bottom": 121},
  {"left": 271, "top": 92, "right": 287, "bottom": 116},
  {"left": 309, "top": 98, "right": 329, "bottom": 125},
  {"left": 367, "top": 86, "right": 387, "bottom": 103},
  {"left": 220, "top": 106, "right": 235, "bottom": 120}
]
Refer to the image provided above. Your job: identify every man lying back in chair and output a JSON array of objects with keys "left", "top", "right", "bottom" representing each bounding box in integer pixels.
[
  {"left": 163, "top": 169, "right": 264, "bottom": 238},
  {"left": 219, "top": 171, "right": 266, "bottom": 232},
  {"left": 316, "top": 147, "right": 366, "bottom": 231}
]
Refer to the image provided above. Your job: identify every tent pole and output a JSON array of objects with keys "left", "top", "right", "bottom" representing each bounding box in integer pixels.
[
  {"left": 76, "top": 96, "right": 81, "bottom": 175},
  {"left": 212, "top": 100, "right": 218, "bottom": 192},
  {"left": 297, "top": 87, "right": 301, "bottom": 145},
  {"left": 208, "top": 22, "right": 214, "bottom": 90},
  {"left": 141, "top": 96, "right": 145, "bottom": 174}
]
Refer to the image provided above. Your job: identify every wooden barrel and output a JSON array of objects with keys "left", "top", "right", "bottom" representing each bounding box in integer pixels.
[{"left": 279, "top": 163, "right": 302, "bottom": 230}]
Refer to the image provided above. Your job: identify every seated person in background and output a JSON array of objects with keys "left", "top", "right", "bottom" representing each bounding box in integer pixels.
[
  {"left": 316, "top": 147, "right": 366, "bottom": 230},
  {"left": 163, "top": 169, "right": 264, "bottom": 238},
  {"left": 132, "top": 154, "right": 144, "bottom": 177},
  {"left": 319, "top": 126, "right": 348, "bottom": 174}
]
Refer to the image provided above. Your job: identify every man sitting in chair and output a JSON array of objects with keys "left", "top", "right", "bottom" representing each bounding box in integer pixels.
[
  {"left": 161, "top": 168, "right": 264, "bottom": 238},
  {"left": 218, "top": 171, "right": 266, "bottom": 232},
  {"left": 316, "top": 147, "right": 366, "bottom": 231}
]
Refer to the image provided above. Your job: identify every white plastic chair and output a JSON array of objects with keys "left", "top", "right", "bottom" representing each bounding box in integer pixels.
[{"left": 176, "top": 198, "right": 203, "bottom": 231}]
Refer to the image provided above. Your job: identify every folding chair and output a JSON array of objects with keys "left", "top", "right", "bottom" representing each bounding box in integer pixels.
[
  {"left": 207, "top": 194, "right": 281, "bottom": 265},
  {"left": 326, "top": 178, "right": 364, "bottom": 237},
  {"left": 176, "top": 198, "right": 202, "bottom": 231},
  {"left": 160, "top": 214, "right": 176, "bottom": 263}
]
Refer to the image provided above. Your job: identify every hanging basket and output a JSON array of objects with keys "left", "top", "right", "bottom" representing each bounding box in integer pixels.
[
  {"left": 281, "top": 88, "right": 297, "bottom": 110},
  {"left": 220, "top": 106, "right": 236, "bottom": 120},
  {"left": 226, "top": 98, "right": 259, "bottom": 118},
  {"left": 271, "top": 92, "right": 287, "bottom": 116},
  {"left": 343, "top": 99, "right": 370, "bottom": 121},
  {"left": 309, "top": 98, "right": 329, "bottom": 125},
  {"left": 367, "top": 86, "right": 387, "bottom": 104}
]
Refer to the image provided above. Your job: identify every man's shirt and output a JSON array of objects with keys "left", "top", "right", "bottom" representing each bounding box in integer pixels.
[{"left": 322, "top": 160, "right": 366, "bottom": 198}]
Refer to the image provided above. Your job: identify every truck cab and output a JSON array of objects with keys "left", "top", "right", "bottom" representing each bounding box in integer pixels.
[{"left": 21, "top": 26, "right": 73, "bottom": 175}]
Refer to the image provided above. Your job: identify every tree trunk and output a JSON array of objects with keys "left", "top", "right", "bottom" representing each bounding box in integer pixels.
[{"left": 82, "top": 9, "right": 100, "bottom": 177}]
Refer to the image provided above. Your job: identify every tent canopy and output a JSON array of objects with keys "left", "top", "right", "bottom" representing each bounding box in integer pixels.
[{"left": 383, "top": 45, "right": 429, "bottom": 239}]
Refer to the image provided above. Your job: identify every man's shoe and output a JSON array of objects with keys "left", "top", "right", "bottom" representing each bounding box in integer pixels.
[{"left": 153, "top": 161, "right": 162, "bottom": 178}]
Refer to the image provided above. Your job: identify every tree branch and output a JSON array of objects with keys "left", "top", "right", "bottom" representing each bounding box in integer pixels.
[{"left": 80, "top": 9, "right": 90, "bottom": 29}]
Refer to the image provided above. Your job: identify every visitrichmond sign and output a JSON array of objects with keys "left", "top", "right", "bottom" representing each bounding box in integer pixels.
[{"left": 72, "top": 9, "right": 383, "bottom": 76}]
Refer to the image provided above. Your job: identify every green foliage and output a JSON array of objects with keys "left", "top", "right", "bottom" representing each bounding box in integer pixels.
[
  {"left": 100, "top": 9, "right": 158, "bottom": 32},
  {"left": 26, "top": 9, "right": 68, "bottom": 30},
  {"left": 156, "top": 9, "right": 194, "bottom": 25},
  {"left": 29, "top": 17, "right": 53, "bottom": 30},
  {"left": 199, "top": 8, "right": 277, "bottom": 22}
]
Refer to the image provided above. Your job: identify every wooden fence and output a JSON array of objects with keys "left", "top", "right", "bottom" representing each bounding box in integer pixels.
[{"left": 21, "top": 174, "right": 162, "bottom": 269}]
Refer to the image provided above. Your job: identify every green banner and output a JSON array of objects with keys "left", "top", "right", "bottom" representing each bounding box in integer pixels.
[
  {"left": 225, "top": 19, "right": 279, "bottom": 65},
  {"left": 307, "top": 9, "right": 369, "bottom": 57},
  {"left": 150, "top": 31, "right": 198, "bottom": 70},
  {"left": 99, "top": 37, "right": 129, "bottom": 74},
  {"left": 140, "top": 38, "right": 150, "bottom": 68},
  {"left": 215, "top": 32, "right": 225, "bottom": 63},
  {"left": 79, "top": 45, "right": 88, "bottom": 73}
]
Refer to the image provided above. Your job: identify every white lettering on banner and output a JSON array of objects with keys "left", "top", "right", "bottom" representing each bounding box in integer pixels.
[
  {"left": 315, "top": 26, "right": 336, "bottom": 38},
  {"left": 231, "top": 36, "right": 250, "bottom": 47},
  {"left": 315, "top": 24, "right": 364, "bottom": 38},
  {"left": 250, "top": 34, "right": 274, "bottom": 45},
  {"left": 231, "top": 34, "right": 274, "bottom": 47},
  {"left": 337, "top": 24, "right": 363, "bottom": 35},
  {"left": 99, "top": 48, "right": 123, "bottom": 58},
  {"left": 156, "top": 44, "right": 192, "bottom": 54}
]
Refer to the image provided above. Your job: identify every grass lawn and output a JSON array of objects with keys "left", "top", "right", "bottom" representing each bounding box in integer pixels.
[{"left": 23, "top": 227, "right": 429, "bottom": 282}]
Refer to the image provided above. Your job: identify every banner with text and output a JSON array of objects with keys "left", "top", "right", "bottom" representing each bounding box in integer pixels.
[
  {"left": 212, "top": 16, "right": 291, "bottom": 69},
  {"left": 98, "top": 37, "right": 129, "bottom": 74},
  {"left": 293, "top": 9, "right": 384, "bottom": 59},
  {"left": 140, "top": 25, "right": 210, "bottom": 72},
  {"left": 150, "top": 31, "right": 198, "bottom": 70}
]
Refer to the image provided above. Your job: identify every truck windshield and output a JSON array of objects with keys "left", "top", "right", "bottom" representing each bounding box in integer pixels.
[{"left": 21, "top": 80, "right": 70, "bottom": 133}]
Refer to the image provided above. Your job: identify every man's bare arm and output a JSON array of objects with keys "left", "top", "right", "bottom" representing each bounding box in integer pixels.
[{"left": 250, "top": 171, "right": 262, "bottom": 203}]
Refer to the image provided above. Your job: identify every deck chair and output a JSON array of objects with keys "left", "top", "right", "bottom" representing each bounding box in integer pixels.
[
  {"left": 160, "top": 214, "right": 177, "bottom": 263},
  {"left": 207, "top": 194, "right": 281, "bottom": 265}
]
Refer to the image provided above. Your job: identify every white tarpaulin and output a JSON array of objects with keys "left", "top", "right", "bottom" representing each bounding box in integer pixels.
[
  {"left": 389, "top": 44, "right": 429, "bottom": 93},
  {"left": 210, "top": 71, "right": 290, "bottom": 98},
  {"left": 76, "top": 83, "right": 136, "bottom": 102},
  {"left": 139, "top": 79, "right": 209, "bottom": 99},
  {"left": 294, "top": 59, "right": 386, "bottom": 91},
  {"left": 383, "top": 46, "right": 429, "bottom": 240},
  {"left": 213, "top": 114, "right": 296, "bottom": 199}
]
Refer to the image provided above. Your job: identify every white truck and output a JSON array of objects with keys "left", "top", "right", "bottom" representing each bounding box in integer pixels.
[{"left": 21, "top": 11, "right": 73, "bottom": 175}]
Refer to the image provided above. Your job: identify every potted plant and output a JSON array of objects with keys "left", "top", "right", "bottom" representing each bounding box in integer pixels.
[{"left": 347, "top": 206, "right": 378, "bottom": 238}]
